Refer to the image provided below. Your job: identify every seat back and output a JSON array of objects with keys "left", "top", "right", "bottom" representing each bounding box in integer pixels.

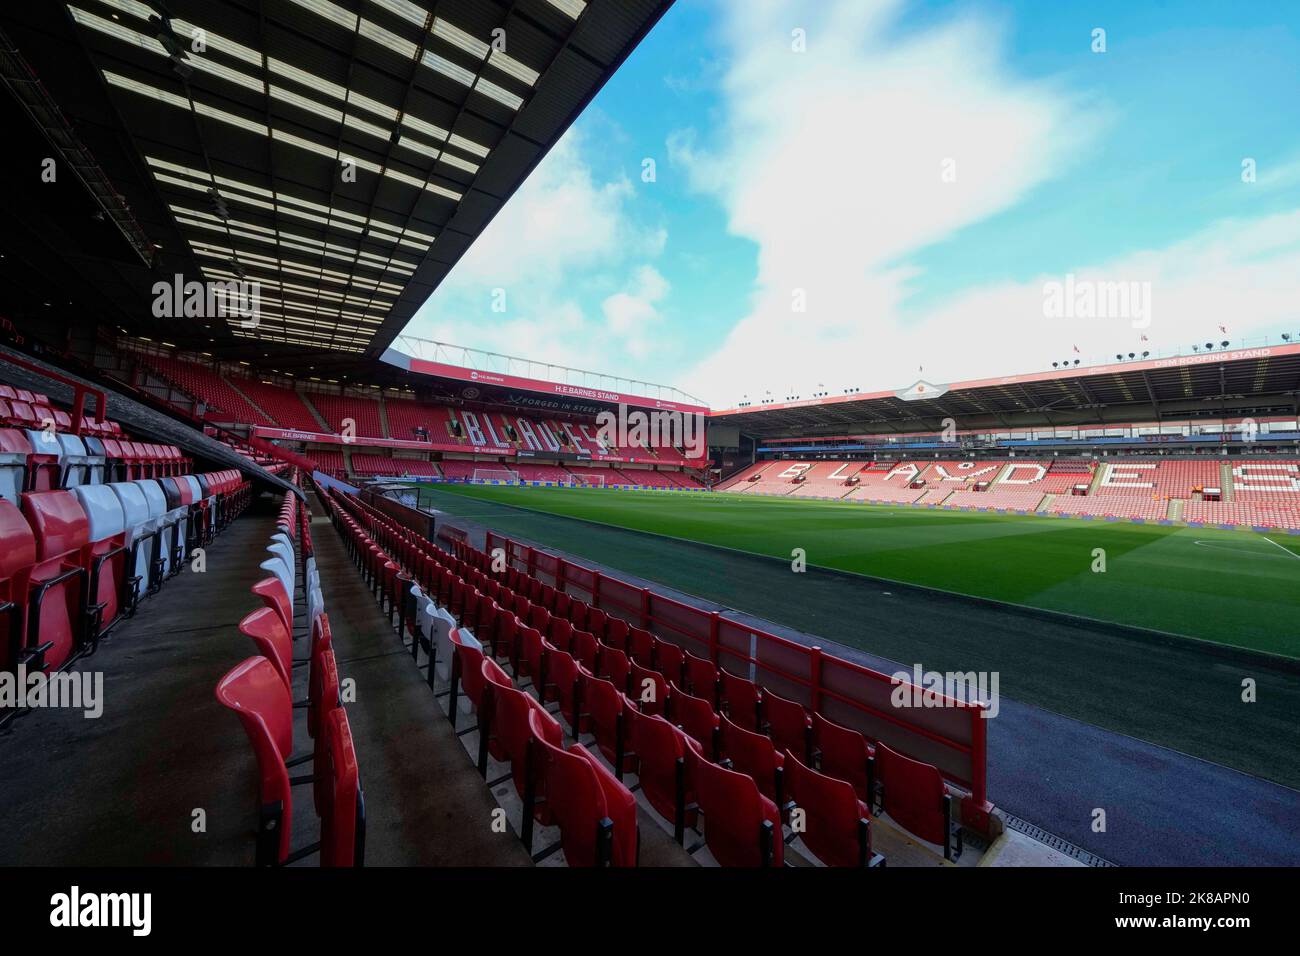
[
  {"left": 528, "top": 709, "right": 636, "bottom": 867},
  {"left": 20, "top": 490, "right": 90, "bottom": 670},
  {"left": 720, "top": 713, "right": 782, "bottom": 801},
  {"left": 762, "top": 687, "right": 811, "bottom": 761},
  {"left": 785, "top": 749, "right": 871, "bottom": 867},
  {"left": 875, "top": 741, "right": 947, "bottom": 845},
  {"left": 317, "top": 707, "right": 363, "bottom": 867},
  {"left": 0, "top": 499, "right": 36, "bottom": 671},
  {"left": 70, "top": 485, "right": 128, "bottom": 631},
  {"left": 629, "top": 661, "right": 668, "bottom": 715},
  {"left": 215, "top": 656, "right": 294, "bottom": 864},
  {"left": 720, "top": 669, "right": 761, "bottom": 730},
  {"left": 238, "top": 606, "right": 294, "bottom": 693},
  {"left": 812, "top": 712, "right": 871, "bottom": 802},
  {"left": 669, "top": 681, "right": 718, "bottom": 757},
  {"left": 684, "top": 650, "right": 718, "bottom": 702},
  {"left": 251, "top": 575, "right": 293, "bottom": 635},
  {"left": 693, "top": 749, "right": 783, "bottom": 867}
]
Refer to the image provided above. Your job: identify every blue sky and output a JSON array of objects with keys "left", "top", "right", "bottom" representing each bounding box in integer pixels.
[{"left": 402, "top": 0, "right": 1300, "bottom": 407}]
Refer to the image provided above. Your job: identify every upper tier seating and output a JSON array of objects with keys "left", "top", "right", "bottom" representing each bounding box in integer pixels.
[
  {"left": 233, "top": 379, "right": 322, "bottom": 432},
  {"left": 312, "top": 393, "right": 384, "bottom": 438},
  {"left": 137, "top": 355, "right": 273, "bottom": 426}
]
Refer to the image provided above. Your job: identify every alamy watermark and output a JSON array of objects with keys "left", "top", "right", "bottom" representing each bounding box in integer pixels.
[
  {"left": 890, "top": 664, "right": 999, "bottom": 719},
  {"left": 1043, "top": 273, "right": 1151, "bottom": 329},
  {"left": 152, "top": 275, "right": 261, "bottom": 328},
  {"left": 595, "top": 403, "right": 707, "bottom": 460},
  {"left": 0, "top": 665, "right": 103, "bottom": 718}
]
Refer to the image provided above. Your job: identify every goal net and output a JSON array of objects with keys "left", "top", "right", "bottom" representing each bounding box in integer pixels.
[
  {"left": 571, "top": 472, "right": 605, "bottom": 488},
  {"left": 472, "top": 468, "right": 518, "bottom": 484}
]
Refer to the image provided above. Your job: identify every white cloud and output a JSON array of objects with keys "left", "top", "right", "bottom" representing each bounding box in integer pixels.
[
  {"left": 670, "top": 0, "right": 1300, "bottom": 406},
  {"left": 400, "top": 128, "right": 667, "bottom": 372}
]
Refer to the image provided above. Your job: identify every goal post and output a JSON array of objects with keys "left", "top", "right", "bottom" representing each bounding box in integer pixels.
[
  {"left": 570, "top": 472, "right": 605, "bottom": 488},
  {"left": 472, "top": 467, "right": 518, "bottom": 484}
]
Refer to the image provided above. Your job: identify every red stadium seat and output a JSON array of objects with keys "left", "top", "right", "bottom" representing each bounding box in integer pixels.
[
  {"left": 0, "top": 499, "right": 36, "bottom": 674},
  {"left": 784, "top": 749, "right": 883, "bottom": 867},
  {"left": 20, "top": 490, "right": 91, "bottom": 671},
  {"left": 684, "top": 650, "right": 718, "bottom": 703},
  {"left": 596, "top": 640, "right": 631, "bottom": 691},
  {"left": 448, "top": 629, "right": 488, "bottom": 729},
  {"left": 668, "top": 681, "right": 719, "bottom": 758},
  {"left": 570, "top": 627, "right": 598, "bottom": 672},
  {"left": 812, "top": 712, "right": 873, "bottom": 802},
  {"left": 215, "top": 656, "right": 294, "bottom": 865},
  {"left": 654, "top": 638, "right": 685, "bottom": 686},
  {"left": 629, "top": 661, "right": 668, "bottom": 716},
  {"left": 719, "top": 713, "right": 787, "bottom": 806},
  {"left": 762, "top": 687, "right": 812, "bottom": 762},
  {"left": 528, "top": 709, "right": 638, "bottom": 867},
  {"left": 690, "top": 746, "right": 784, "bottom": 867},
  {"left": 316, "top": 706, "right": 365, "bottom": 867},
  {"left": 874, "top": 741, "right": 962, "bottom": 860},
  {"left": 238, "top": 606, "right": 294, "bottom": 693},
  {"left": 582, "top": 674, "right": 635, "bottom": 776},
  {"left": 719, "top": 668, "right": 761, "bottom": 730},
  {"left": 625, "top": 706, "right": 699, "bottom": 844}
]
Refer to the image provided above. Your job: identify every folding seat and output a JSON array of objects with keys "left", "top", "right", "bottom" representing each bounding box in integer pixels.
[
  {"left": 19, "top": 490, "right": 91, "bottom": 671},
  {"left": 762, "top": 687, "right": 812, "bottom": 762},
  {"left": 252, "top": 575, "right": 293, "bottom": 635},
  {"left": 479, "top": 661, "right": 563, "bottom": 838},
  {"left": 307, "top": 615, "right": 336, "bottom": 739},
  {"left": 158, "top": 477, "right": 194, "bottom": 574},
  {"left": 517, "top": 624, "right": 545, "bottom": 686},
  {"left": 133, "top": 480, "right": 172, "bottom": 592},
  {"left": 448, "top": 628, "right": 488, "bottom": 726},
  {"left": 684, "top": 650, "right": 718, "bottom": 704},
  {"left": 784, "top": 750, "right": 882, "bottom": 867},
  {"left": 23, "top": 428, "right": 60, "bottom": 491},
  {"left": 605, "top": 617, "right": 630, "bottom": 653},
  {"left": 70, "top": 485, "right": 130, "bottom": 637},
  {"left": 528, "top": 709, "right": 638, "bottom": 867},
  {"left": 690, "top": 747, "right": 784, "bottom": 867},
  {"left": 0, "top": 429, "right": 32, "bottom": 505},
  {"left": 527, "top": 602, "right": 550, "bottom": 635},
  {"left": 585, "top": 606, "right": 608, "bottom": 641},
  {"left": 874, "top": 741, "right": 962, "bottom": 860},
  {"left": 56, "top": 434, "right": 94, "bottom": 488},
  {"left": 0, "top": 385, "right": 14, "bottom": 401},
  {"left": 214, "top": 656, "right": 294, "bottom": 865},
  {"left": 107, "top": 482, "right": 157, "bottom": 607},
  {"left": 668, "top": 681, "right": 720, "bottom": 758},
  {"left": 6, "top": 401, "right": 39, "bottom": 434},
  {"left": 719, "top": 713, "right": 787, "bottom": 807},
  {"left": 570, "top": 627, "right": 599, "bottom": 673},
  {"left": 720, "top": 668, "right": 762, "bottom": 731},
  {"left": 99, "top": 439, "right": 127, "bottom": 483},
  {"left": 80, "top": 436, "right": 108, "bottom": 485},
  {"left": 429, "top": 605, "right": 459, "bottom": 683},
  {"left": 655, "top": 639, "right": 685, "bottom": 687},
  {"left": 626, "top": 707, "right": 700, "bottom": 843},
  {"left": 0, "top": 499, "right": 36, "bottom": 674},
  {"left": 582, "top": 674, "right": 635, "bottom": 776},
  {"left": 568, "top": 599, "right": 589, "bottom": 631},
  {"left": 626, "top": 624, "right": 655, "bottom": 660},
  {"left": 239, "top": 606, "right": 294, "bottom": 693},
  {"left": 812, "top": 712, "right": 873, "bottom": 802},
  {"left": 316, "top": 706, "right": 365, "bottom": 867},
  {"left": 552, "top": 590, "right": 571, "bottom": 622},
  {"left": 629, "top": 661, "right": 668, "bottom": 715},
  {"left": 540, "top": 644, "right": 582, "bottom": 734},
  {"left": 597, "top": 641, "right": 630, "bottom": 692},
  {"left": 547, "top": 615, "right": 573, "bottom": 652}
]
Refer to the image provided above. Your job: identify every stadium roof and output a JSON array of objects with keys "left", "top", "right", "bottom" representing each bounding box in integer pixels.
[
  {"left": 0, "top": 0, "right": 672, "bottom": 365},
  {"left": 709, "top": 342, "right": 1300, "bottom": 434}
]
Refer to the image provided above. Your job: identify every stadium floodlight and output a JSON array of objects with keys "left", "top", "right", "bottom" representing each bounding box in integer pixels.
[
  {"left": 1073, "top": 359, "right": 1080, "bottom": 365},
  {"left": 1116, "top": 354, "right": 1124, "bottom": 361},
  {"left": 1141, "top": 351, "right": 1150, "bottom": 358},
  {"left": 1283, "top": 333, "right": 1292, "bottom": 341},
  {"left": 1221, "top": 340, "right": 1230, "bottom": 348},
  {"left": 1052, "top": 362, "right": 1059, "bottom": 368},
  {"left": 1206, "top": 342, "right": 1214, "bottom": 350}
]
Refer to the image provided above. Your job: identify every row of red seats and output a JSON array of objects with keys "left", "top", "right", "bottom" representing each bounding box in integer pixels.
[
  {"left": 444, "top": 544, "right": 956, "bottom": 865},
  {"left": 321, "top": 486, "right": 637, "bottom": 866},
  {"left": 216, "top": 480, "right": 364, "bottom": 867},
  {"left": 322, "top": 488, "right": 961, "bottom": 865},
  {"left": 0, "top": 469, "right": 250, "bottom": 727}
]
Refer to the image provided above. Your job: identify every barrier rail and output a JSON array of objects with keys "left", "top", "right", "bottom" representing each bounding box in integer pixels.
[{"left": 484, "top": 529, "right": 992, "bottom": 831}]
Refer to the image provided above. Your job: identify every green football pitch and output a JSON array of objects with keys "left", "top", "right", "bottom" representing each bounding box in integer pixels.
[{"left": 420, "top": 483, "right": 1300, "bottom": 659}]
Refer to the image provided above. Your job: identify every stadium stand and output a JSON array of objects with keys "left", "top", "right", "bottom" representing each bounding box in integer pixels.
[
  {"left": 136, "top": 354, "right": 274, "bottom": 426},
  {"left": 312, "top": 392, "right": 384, "bottom": 439},
  {"left": 235, "top": 379, "right": 323, "bottom": 432}
]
